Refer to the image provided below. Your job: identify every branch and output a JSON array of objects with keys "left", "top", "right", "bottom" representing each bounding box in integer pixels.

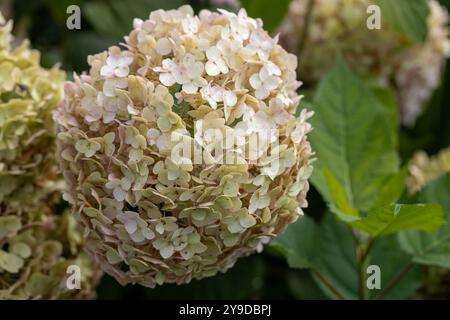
[
  {"left": 313, "top": 270, "right": 347, "bottom": 300},
  {"left": 374, "top": 261, "right": 414, "bottom": 300}
]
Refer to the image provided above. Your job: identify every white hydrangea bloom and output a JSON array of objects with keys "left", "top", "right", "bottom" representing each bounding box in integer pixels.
[
  {"left": 55, "top": 6, "right": 314, "bottom": 288},
  {"left": 279, "top": 0, "right": 450, "bottom": 126}
]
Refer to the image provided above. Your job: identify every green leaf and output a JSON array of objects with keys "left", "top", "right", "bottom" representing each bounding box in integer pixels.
[
  {"left": 310, "top": 57, "right": 399, "bottom": 212},
  {"left": 398, "top": 174, "right": 450, "bottom": 268},
  {"left": 367, "top": 80, "right": 400, "bottom": 147},
  {"left": 322, "top": 166, "right": 359, "bottom": 221},
  {"left": 241, "top": 0, "right": 291, "bottom": 32},
  {"left": 84, "top": 2, "right": 124, "bottom": 37},
  {"left": 372, "top": 165, "right": 409, "bottom": 209},
  {"left": 368, "top": 235, "right": 422, "bottom": 299},
  {"left": 274, "top": 213, "right": 358, "bottom": 299},
  {"left": 272, "top": 215, "right": 321, "bottom": 269},
  {"left": 351, "top": 204, "right": 444, "bottom": 237},
  {"left": 374, "top": 0, "right": 429, "bottom": 43},
  {"left": 275, "top": 212, "right": 425, "bottom": 299},
  {"left": 312, "top": 213, "right": 359, "bottom": 300}
]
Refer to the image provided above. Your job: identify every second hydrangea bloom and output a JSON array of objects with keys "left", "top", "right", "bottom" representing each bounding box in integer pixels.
[
  {"left": 55, "top": 6, "right": 314, "bottom": 287},
  {"left": 279, "top": 0, "right": 450, "bottom": 126},
  {"left": 0, "top": 13, "right": 100, "bottom": 299}
]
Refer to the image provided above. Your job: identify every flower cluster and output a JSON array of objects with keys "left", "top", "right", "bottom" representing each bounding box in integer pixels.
[
  {"left": 55, "top": 6, "right": 314, "bottom": 287},
  {"left": 0, "top": 208, "right": 101, "bottom": 299},
  {"left": 279, "top": 0, "right": 450, "bottom": 126},
  {"left": 0, "top": 14, "right": 100, "bottom": 299},
  {"left": 407, "top": 146, "right": 450, "bottom": 194},
  {"left": 0, "top": 14, "right": 65, "bottom": 203}
]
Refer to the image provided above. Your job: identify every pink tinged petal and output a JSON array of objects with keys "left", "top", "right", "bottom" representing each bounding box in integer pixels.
[
  {"left": 205, "top": 61, "right": 220, "bottom": 76},
  {"left": 274, "top": 111, "right": 294, "bottom": 126},
  {"left": 159, "top": 73, "right": 177, "bottom": 87},
  {"left": 259, "top": 66, "right": 270, "bottom": 81},
  {"left": 125, "top": 219, "right": 138, "bottom": 234},
  {"left": 127, "top": 104, "right": 140, "bottom": 115},
  {"left": 266, "top": 62, "right": 281, "bottom": 76},
  {"left": 217, "top": 60, "right": 229, "bottom": 74},
  {"left": 115, "top": 66, "right": 129, "bottom": 77},
  {"left": 156, "top": 135, "right": 169, "bottom": 150},
  {"left": 183, "top": 54, "right": 196, "bottom": 66},
  {"left": 103, "top": 111, "right": 116, "bottom": 124},
  {"left": 120, "top": 55, "right": 133, "bottom": 66},
  {"left": 100, "top": 65, "right": 115, "bottom": 78},
  {"left": 183, "top": 83, "right": 198, "bottom": 94},
  {"left": 85, "top": 110, "right": 102, "bottom": 122},
  {"left": 103, "top": 80, "right": 116, "bottom": 97},
  {"left": 264, "top": 76, "right": 281, "bottom": 91},
  {"left": 243, "top": 107, "right": 255, "bottom": 121},
  {"left": 106, "top": 55, "right": 120, "bottom": 67},
  {"left": 156, "top": 38, "right": 172, "bottom": 56},
  {"left": 162, "top": 59, "right": 176, "bottom": 70},
  {"left": 261, "top": 40, "right": 273, "bottom": 52},
  {"left": 210, "top": 99, "right": 218, "bottom": 109},
  {"left": 211, "top": 87, "right": 223, "bottom": 101},
  {"left": 194, "top": 77, "right": 208, "bottom": 87},
  {"left": 113, "top": 188, "right": 126, "bottom": 201},
  {"left": 255, "top": 86, "right": 270, "bottom": 100},
  {"left": 223, "top": 91, "right": 237, "bottom": 107},
  {"left": 257, "top": 50, "right": 269, "bottom": 61},
  {"left": 116, "top": 78, "right": 128, "bottom": 89},
  {"left": 249, "top": 74, "right": 262, "bottom": 89},
  {"left": 191, "top": 62, "right": 205, "bottom": 77},
  {"left": 206, "top": 46, "right": 221, "bottom": 60}
]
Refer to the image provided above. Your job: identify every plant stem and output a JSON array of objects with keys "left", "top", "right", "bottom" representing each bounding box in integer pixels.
[
  {"left": 313, "top": 270, "right": 346, "bottom": 300},
  {"left": 374, "top": 261, "right": 414, "bottom": 300},
  {"left": 297, "top": 0, "right": 314, "bottom": 59},
  {"left": 360, "top": 238, "right": 375, "bottom": 263},
  {"left": 355, "top": 234, "right": 375, "bottom": 300}
]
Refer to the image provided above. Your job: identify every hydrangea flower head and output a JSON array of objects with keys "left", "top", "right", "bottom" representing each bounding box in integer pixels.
[
  {"left": 0, "top": 14, "right": 64, "bottom": 203},
  {"left": 55, "top": 6, "right": 314, "bottom": 287},
  {"left": 0, "top": 206, "right": 101, "bottom": 299},
  {"left": 279, "top": 0, "right": 450, "bottom": 126},
  {"left": 407, "top": 146, "right": 450, "bottom": 194},
  {"left": 0, "top": 14, "right": 100, "bottom": 299}
]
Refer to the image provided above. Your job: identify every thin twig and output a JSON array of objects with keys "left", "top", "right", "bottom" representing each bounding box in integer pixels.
[
  {"left": 374, "top": 261, "right": 414, "bottom": 300},
  {"left": 313, "top": 270, "right": 346, "bottom": 300}
]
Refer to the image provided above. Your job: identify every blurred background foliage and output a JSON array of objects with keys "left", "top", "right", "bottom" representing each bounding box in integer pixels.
[{"left": 2, "top": 0, "right": 450, "bottom": 299}]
